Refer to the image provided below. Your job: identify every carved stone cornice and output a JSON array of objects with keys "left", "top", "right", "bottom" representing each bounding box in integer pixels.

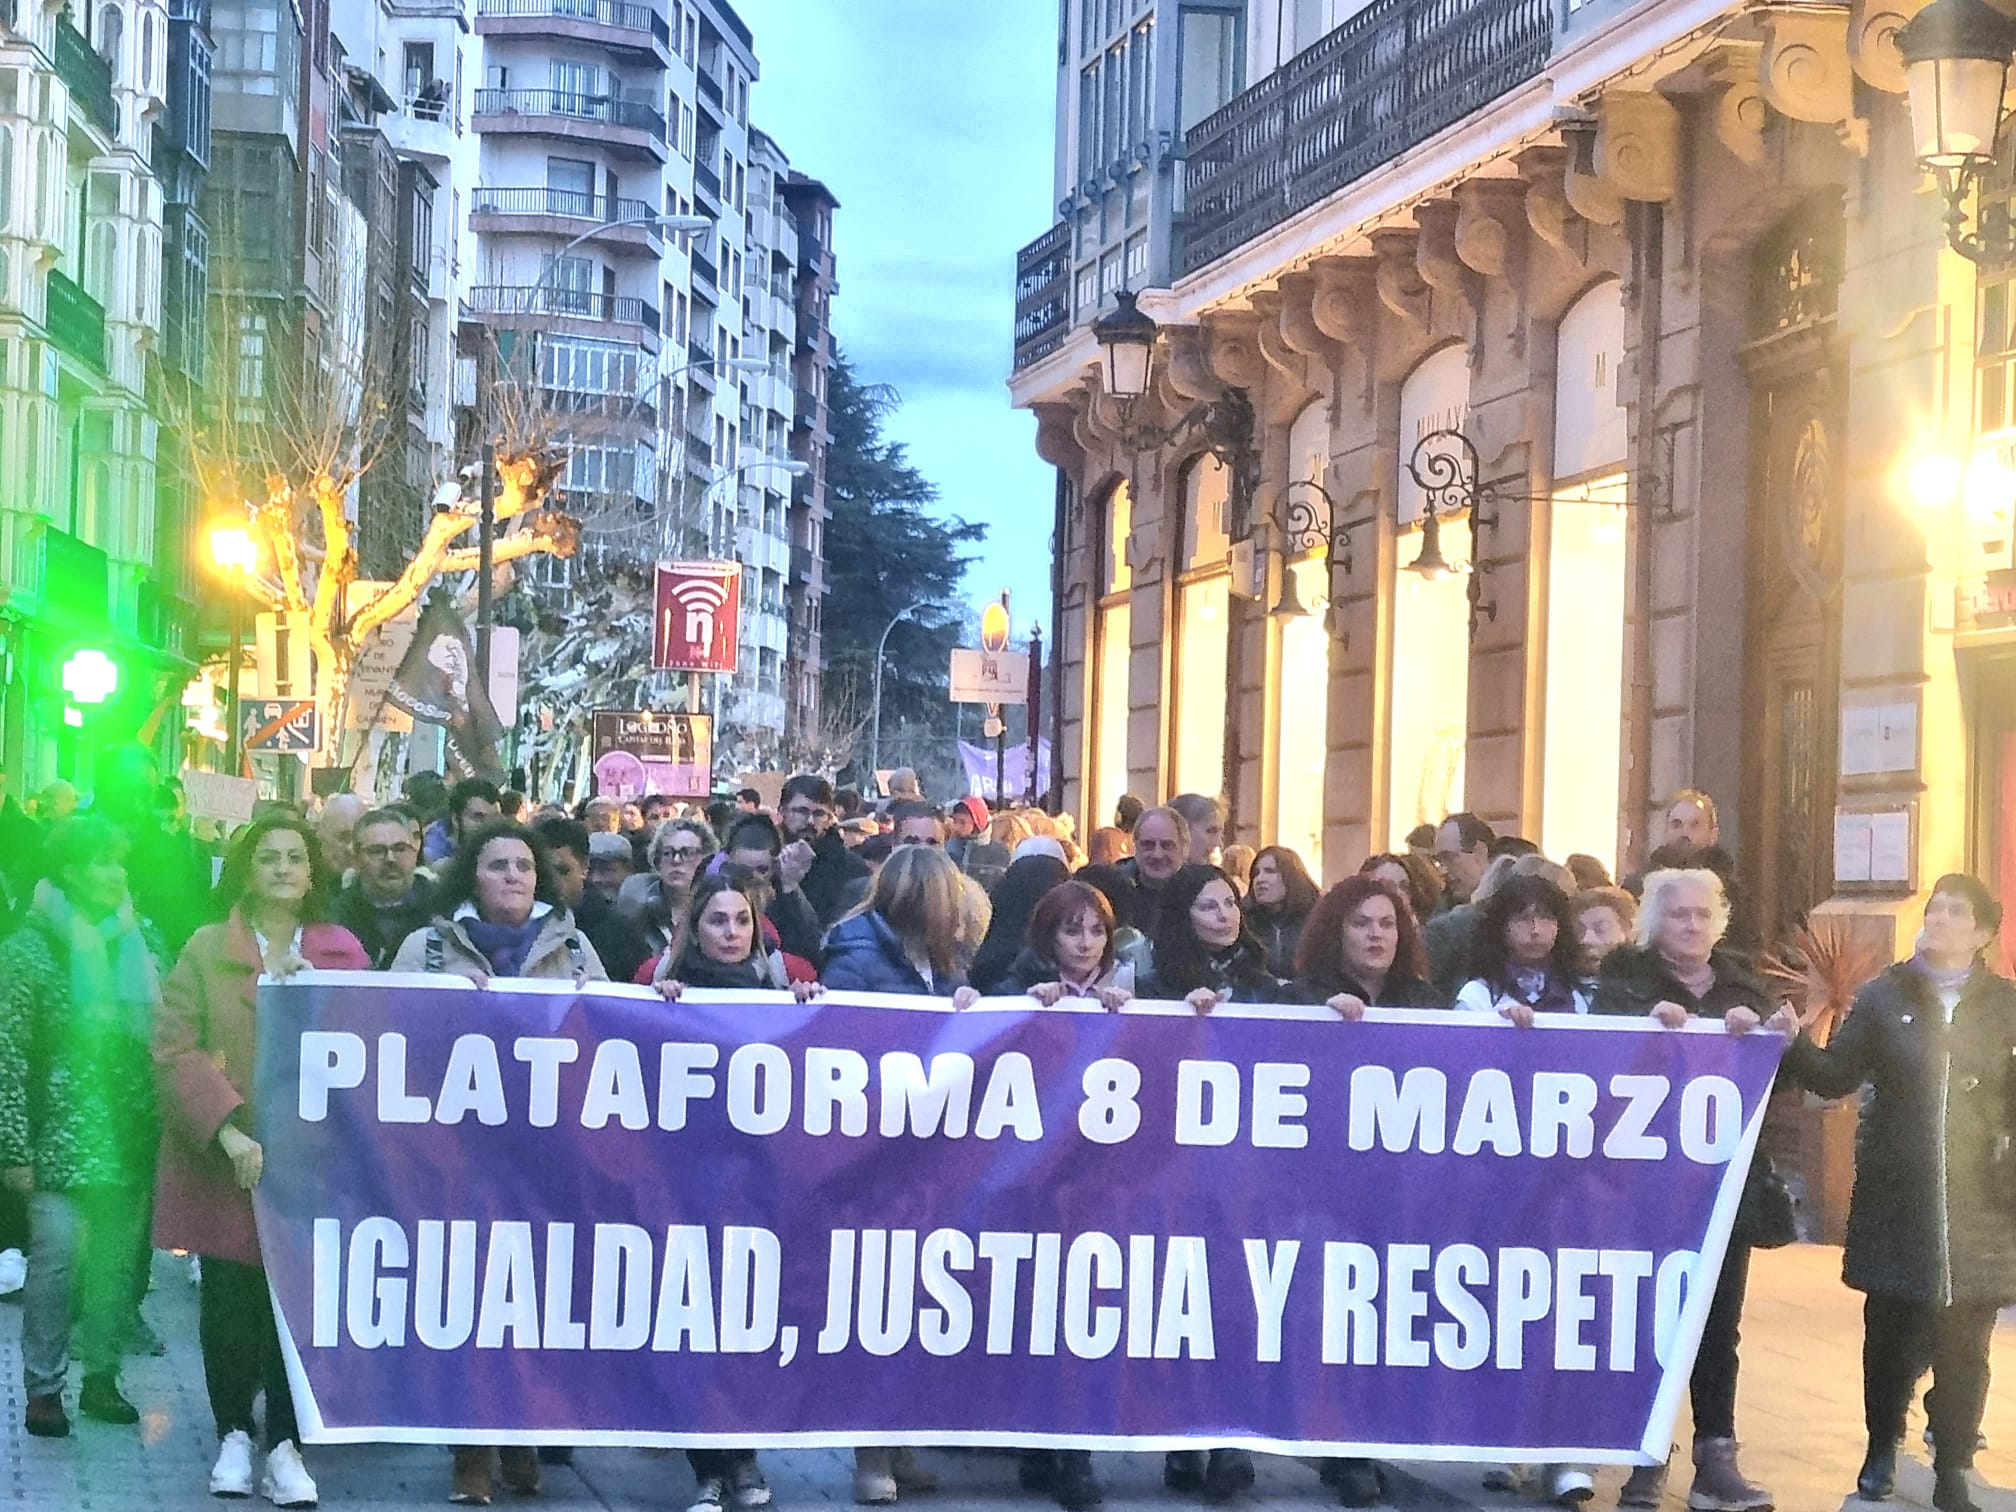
[
  {"left": 1310, "top": 255, "right": 1379, "bottom": 349},
  {"left": 1708, "top": 42, "right": 1769, "bottom": 166},
  {"left": 1202, "top": 310, "right": 1269, "bottom": 392},
  {"left": 1371, "top": 228, "right": 1431, "bottom": 335},
  {"left": 1594, "top": 91, "right": 1681, "bottom": 203},
  {"left": 1413, "top": 200, "right": 1469, "bottom": 302},
  {"left": 1516, "top": 145, "right": 1583, "bottom": 256},
  {"left": 1559, "top": 121, "right": 1625, "bottom": 226},
  {"left": 1849, "top": 0, "right": 1926, "bottom": 94},
  {"left": 1453, "top": 178, "right": 1527, "bottom": 279},
  {"left": 1759, "top": 7, "right": 1868, "bottom": 153},
  {"left": 1033, "top": 399, "right": 1087, "bottom": 474},
  {"left": 1273, "top": 271, "right": 1337, "bottom": 364},
  {"left": 1247, "top": 289, "right": 1314, "bottom": 396},
  {"left": 1162, "top": 325, "right": 1221, "bottom": 403}
]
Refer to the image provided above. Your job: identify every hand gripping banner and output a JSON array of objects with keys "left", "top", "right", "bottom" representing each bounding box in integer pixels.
[{"left": 251, "top": 977, "right": 1785, "bottom": 1461}]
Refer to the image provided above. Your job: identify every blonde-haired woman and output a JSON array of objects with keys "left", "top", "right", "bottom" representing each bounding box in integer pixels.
[
  {"left": 1593, "top": 867, "right": 1785, "bottom": 1512},
  {"left": 818, "top": 845, "right": 972, "bottom": 1501}
]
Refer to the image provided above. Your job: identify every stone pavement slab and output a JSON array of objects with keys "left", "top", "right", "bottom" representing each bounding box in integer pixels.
[{"left": 1, "top": 1245, "right": 2014, "bottom": 1510}]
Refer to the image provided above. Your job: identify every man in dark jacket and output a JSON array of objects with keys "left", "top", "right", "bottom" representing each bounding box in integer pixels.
[
  {"left": 724, "top": 814, "right": 825, "bottom": 963},
  {"left": 534, "top": 817, "right": 653, "bottom": 984},
  {"left": 334, "top": 808, "right": 436, "bottom": 969},
  {"left": 1112, "top": 806, "right": 1188, "bottom": 939},
  {"left": 779, "top": 774, "right": 868, "bottom": 928}
]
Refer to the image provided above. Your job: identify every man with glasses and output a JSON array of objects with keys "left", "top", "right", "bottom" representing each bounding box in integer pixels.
[
  {"left": 334, "top": 807, "right": 436, "bottom": 968},
  {"left": 778, "top": 773, "right": 868, "bottom": 927}
]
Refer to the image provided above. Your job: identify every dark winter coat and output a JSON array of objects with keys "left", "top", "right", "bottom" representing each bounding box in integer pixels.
[
  {"left": 1589, "top": 943, "right": 1772, "bottom": 1022},
  {"left": 1285, "top": 968, "right": 1443, "bottom": 1010},
  {"left": 0, "top": 906, "right": 161, "bottom": 1189},
  {"left": 1783, "top": 962, "right": 2016, "bottom": 1307},
  {"left": 1247, "top": 909, "right": 1308, "bottom": 981},
  {"left": 333, "top": 878, "right": 436, "bottom": 970},
  {"left": 992, "top": 944, "right": 1132, "bottom": 999},
  {"left": 821, "top": 911, "right": 964, "bottom": 996},
  {"left": 1424, "top": 903, "right": 1482, "bottom": 1001},
  {"left": 800, "top": 828, "right": 871, "bottom": 929},
  {"left": 1138, "top": 937, "right": 1284, "bottom": 1004}
]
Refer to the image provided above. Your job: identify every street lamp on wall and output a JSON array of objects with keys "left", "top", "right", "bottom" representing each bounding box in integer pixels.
[
  {"left": 1899, "top": 0, "right": 2016, "bottom": 266},
  {"left": 1091, "top": 289, "right": 1259, "bottom": 533},
  {"left": 1267, "top": 478, "right": 1371, "bottom": 638}
]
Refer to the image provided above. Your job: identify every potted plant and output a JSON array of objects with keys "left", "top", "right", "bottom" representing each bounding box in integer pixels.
[{"left": 1758, "top": 916, "right": 1890, "bottom": 1243}]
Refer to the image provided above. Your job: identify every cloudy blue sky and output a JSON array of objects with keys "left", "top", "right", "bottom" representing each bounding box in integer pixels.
[{"left": 735, "top": 0, "right": 1059, "bottom": 637}]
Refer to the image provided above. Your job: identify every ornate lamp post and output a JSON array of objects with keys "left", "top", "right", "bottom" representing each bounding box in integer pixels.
[{"left": 1899, "top": 0, "right": 2016, "bottom": 266}]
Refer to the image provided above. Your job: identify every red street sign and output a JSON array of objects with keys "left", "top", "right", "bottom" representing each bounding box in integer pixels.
[{"left": 653, "top": 561, "right": 742, "bottom": 673}]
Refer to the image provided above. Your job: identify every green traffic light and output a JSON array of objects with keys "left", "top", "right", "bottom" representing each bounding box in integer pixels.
[{"left": 61, "top": 648, "right": 120, "bottom": 705}]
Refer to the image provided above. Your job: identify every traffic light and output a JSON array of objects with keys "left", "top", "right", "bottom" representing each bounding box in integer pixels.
[{"left": 61, "top": 648, "right": 120, "bottom": 705}]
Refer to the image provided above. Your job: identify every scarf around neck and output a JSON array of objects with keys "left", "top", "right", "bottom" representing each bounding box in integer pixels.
[{"left": 34, "top": 883, "right": 158, "bottom": 1040}]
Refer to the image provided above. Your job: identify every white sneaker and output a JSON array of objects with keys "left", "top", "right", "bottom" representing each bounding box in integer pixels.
[
  {"left": 1549, "top": 1466, "right": 1596, "bottom": 1504},
  {"left": 260, "top": 1439, "right": 318, "bottom": 1508},
  {"left": 0, "top": 1247, "right": 25, "bottom": 1294},
  {"left": 210, "top": 1430, "right": 256, "bottom": 1498}
]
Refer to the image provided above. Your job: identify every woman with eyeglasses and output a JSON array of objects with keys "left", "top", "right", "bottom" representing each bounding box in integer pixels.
[{"left": 616, "top": 816, "right": 718, "bottom": 958}]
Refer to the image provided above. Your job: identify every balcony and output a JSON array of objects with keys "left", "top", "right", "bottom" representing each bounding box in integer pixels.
[
  {"left": 1179, "top": 0, "right": 1554, "bottom": 275},
  {"left": 45, "top": 270, "right": 106, "bottom": 372},
  {"left": 694, "top": 160, "right": 722, "bottom": 211},
  {"left": 40, "top": 527, "right": 111, "bottom": 630},
  {"left": 476, "top": 0, "right": 670, "bottom": 64},
  {"left": 471, "top": 188, "right": 664, "bottom": 255},
  {"left": 792, "top": 388, "right": 819, "bottom": 426},
  {"left": 384, "top": 84, "right": 458, "bottom": 162},
  {"left": 690, "top": 243, "right": 718, "bottom": 295},
  {"left": 1011, "top": 221, "right": 1071, "bottom": 373},
  {"left": 56, "top": 18, "right": 116, "bottom": 136},
  {"left": 698, "top": 68, "right": 723, "bottom": 113},
  {"left": 465, "top": 285, "right": 661, "bottom": 350},
  {"left": 472, "top": 88, "right": 667, "bottom": 162}
]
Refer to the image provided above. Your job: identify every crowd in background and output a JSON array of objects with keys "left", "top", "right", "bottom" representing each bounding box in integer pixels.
[{"left": 0, "top": 750, "right": 2009, "bottom": 1512}]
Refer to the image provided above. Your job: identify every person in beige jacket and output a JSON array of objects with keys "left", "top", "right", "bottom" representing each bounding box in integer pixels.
[{"left": 387, "top": 819, "right": 605, "bottom": 1505}]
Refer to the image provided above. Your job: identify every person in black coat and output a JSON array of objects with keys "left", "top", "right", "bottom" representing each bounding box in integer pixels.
[
  {"left": 967, "top": 854, "right": 1068, "bottom": 994},
  {"left": 1137, "top": 864, "right": 1282, "bottom": 1010},
  {"left": 1284, "top": 875, "right": 1442, "bottom": 1016},
  {"left": 1781, "top": 874, "right": 2016, "bottom": 1512},
  {"left": 1592, "top": 867, "right": 1783, "bottom": 1512},
  {"left": 1244, "top": 845, "right": 1319, "bottom": 979},
  {"left": 993, "top": 879, "right": 1135, "bottom": 1008}
]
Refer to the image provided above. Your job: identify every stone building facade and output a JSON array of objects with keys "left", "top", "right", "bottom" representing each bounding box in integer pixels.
[{"left": 1012, "top": 0, "right": 1999, "bottom": 958}]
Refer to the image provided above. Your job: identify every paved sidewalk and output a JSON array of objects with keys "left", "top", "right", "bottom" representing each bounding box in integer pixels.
[{"left": 0, "top": 1244, "right": 2012, "bottom": 1510}]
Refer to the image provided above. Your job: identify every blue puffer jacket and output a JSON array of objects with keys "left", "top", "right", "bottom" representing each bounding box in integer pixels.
[{"left": 820, "top": 911, "right": 964, "bottom": 996}]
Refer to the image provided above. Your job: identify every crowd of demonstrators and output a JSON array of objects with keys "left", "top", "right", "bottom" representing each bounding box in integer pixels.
[{"left": 6, "top": 759, "right": 2016, "bottom": 1512}]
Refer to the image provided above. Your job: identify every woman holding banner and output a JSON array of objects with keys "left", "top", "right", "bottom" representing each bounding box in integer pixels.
[
  {"left": 1288, "top": 875, "right": 1440, "bottom": 1021},
  {"left": 1780, "top": 873, "right": 2016, "bottom": 1512},
  {"left": 1593, "top": 868, "right": 1787, "bottom": 1512},
  {"left": 389, "top": 820, "right": 606, "bottom": 1505},
  {"left": 153, "top": 816, "right": 370, "bottom": 1509},
  {"left": 1137, "top": 865, "right": 1285, "bottom": 1016}
]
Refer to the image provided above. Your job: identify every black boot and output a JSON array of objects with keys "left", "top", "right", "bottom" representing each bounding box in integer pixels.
[
  {"left": 1203, "top": 1448, "right": 1255, "bottom": 1503},
  {"left": 1053, "top": 1450, "right": 1101, "bottom": 1511},
  {"left": 1163, "top": 1451, "right": 1207, "bottom": 1494},
  {"left": 1328, "top": 1458, "right": 1381, "bottom": 1508},
  {"left": 78, "top": 1374, "right": 139, "bottom": 1425},
  {"left": 1019, "top": 1451, "right": 1057, "bottom": 1494},
  {"left": 1855, "top": 1440, "right": 1896, "bottom": 1501},
  {"left": 1933, "top": 1468, "right": 1981, "bottom": 1512}
]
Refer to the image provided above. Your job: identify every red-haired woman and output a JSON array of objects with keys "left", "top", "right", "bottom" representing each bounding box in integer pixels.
[{"left": 1289, "top": 875, "right": 1443, "bottom": 1018}]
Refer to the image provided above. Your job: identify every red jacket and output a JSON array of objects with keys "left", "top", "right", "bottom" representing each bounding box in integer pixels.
[{"left": 152, "top": 913, "right": 369, "bottom": 1265}]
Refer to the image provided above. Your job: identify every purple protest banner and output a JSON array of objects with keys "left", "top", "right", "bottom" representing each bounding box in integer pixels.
[{"left": 251, "top": 977, "right": 1784, "bottom": 1461}]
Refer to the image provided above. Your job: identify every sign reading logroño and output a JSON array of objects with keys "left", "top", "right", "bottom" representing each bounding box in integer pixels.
[
  {"left": 589, "top": 709, "right": 712, "bottom": 799},
  {"left": 252, "top": 979, "right": 1781, "bottom": 1461},
  {"left": 653, "top": 561, "right": 743, "bottom": 673}
]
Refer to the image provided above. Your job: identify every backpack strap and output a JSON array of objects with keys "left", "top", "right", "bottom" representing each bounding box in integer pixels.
[
  {"left": 424, "top": 928, "right": 444, "bottom": 974},
  {"left": 566, "top": 933, "right": 587, "bottom": 975}
]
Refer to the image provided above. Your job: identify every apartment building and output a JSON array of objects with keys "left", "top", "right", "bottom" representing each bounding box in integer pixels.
[
  {"left": 0, "top": 0, "right": 187, "bottom": 780},
  {"left": 780, "top": 164, "right": 836, "bottom": 748},
  {"left": 1011, "top": 0, "right": 2016, "bottom": 966}
]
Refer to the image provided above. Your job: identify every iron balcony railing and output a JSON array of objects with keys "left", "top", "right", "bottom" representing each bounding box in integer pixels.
[
  {"left": 1011, "top": 220, "right": 1072, "bottom": 373},
  {"left": 477, "top": 0, "right": 669, "bottom": 44},
  {"left": 466, "top": 284, "right": 659, "bottom": 332},
  {"left": 45, "top": 270, "right": 106, "bottom": 371},
  {"left": 56, "top": 18, "right": 116, "bottom": 135},
  {"left": 1180, "top": 0, "right": 1553, "bottom": 273},
  {"left": 472, "top": 187, "right": 659, "bottom": 226},
  {"left": 472, "top": 88, "right": 666, "bottom": 143}
]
